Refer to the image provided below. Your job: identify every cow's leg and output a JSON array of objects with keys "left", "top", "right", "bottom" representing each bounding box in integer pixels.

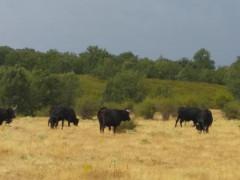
[
  {"left": 100, "top": 124, "right": 104, "bottom": 133},
  {"left": 180, "top": 119, "right": 183, "bottom": 127},
  {"left": 175, "top": 116, "right": 180, "bottom": 127},
  {"left": 205, "top": 126, "right": 209, "bottom": 133},
  {"left": 68, "top": 121, "right": 70, "bottom": 127},
  {"left": 61, "top": 120, "right": 64, "bottom": 129},
  {"left": 113, "top": 126, "right": 117, "bottom": 134},
  {"left": 192, "top": 120, "right": 197, "bottom": 127},
  {"left": 56, "top": 121, "right": 59, "bottom": 128},
  {"left": 108, "top": 126, "right": 111, "bottom": 131},
  {"left": 50, "top": 119, "right": 54, "bottom": 129}
]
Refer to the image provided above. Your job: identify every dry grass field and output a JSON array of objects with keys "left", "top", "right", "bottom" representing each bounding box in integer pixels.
[{"left": 0, "top": 110, "right": 240, "bottom": 180}]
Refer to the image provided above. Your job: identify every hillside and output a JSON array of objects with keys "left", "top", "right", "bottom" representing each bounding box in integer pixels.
[
  {"left": 78, "top": 75, "right": 233, "bottom": 109},
  {"left": 0, "top": 110, "right": 239, "bottom": 180}
]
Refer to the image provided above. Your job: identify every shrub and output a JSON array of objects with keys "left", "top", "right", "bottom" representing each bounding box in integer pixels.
[
  {"left": 118, "top": 120, "right": 137, "bottom": 132},
  {"left": 155, "top": 98, "right": 178, "bottom": 120},
  {"left": 214, "top": 92, "right": 233, "bottom": 108},
  {"left": 103, "top": 70, "right": 146, "bottom": 102},
  {"left": 223, "top": 101, "right": 240, "bottom": 119},
  {"left": 34, "top": 106, "right": 51, "bottom": 117},
  {"left": 135, "top": 98, "right": 156, "bottom": 119},
  {"left": 77, "top": 97, "right": 100, "bottom": 119},
  {"left": 0, "top": 66, "right": 32, "bottom": 115}
]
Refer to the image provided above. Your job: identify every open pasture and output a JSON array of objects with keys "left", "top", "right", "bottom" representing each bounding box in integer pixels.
[{"left": 0, "top": 110, "right": 240, "bottom": 180}]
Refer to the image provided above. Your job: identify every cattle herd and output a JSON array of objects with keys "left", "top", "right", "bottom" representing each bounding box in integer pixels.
[{"left": 0, "top": 105, "right": 213, "bottom": 134}]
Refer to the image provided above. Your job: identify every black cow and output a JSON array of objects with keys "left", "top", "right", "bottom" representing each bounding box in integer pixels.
[
  {"left": 195, "top": 109, "right": 213, "bottom": 133},
  {"left": 0, "top": 107, "right": 16, "bottom": 125},
  {"left": 48, "top": 106, "right": 79, "bottom": 129},
  {"left": 97, "top": 107, "right": 130, "bottom": 134},
  {"left": 175, "top": 107, "right": 202, "bottom": 127}
]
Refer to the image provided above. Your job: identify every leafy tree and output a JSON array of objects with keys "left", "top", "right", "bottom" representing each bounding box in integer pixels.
[
  {"left": 154, "top": 59, "right": 181, "bottom": 79},
  {"left": 79, "top": 46, "right": 111, "bottom": 74},
  {"left": 135, "top": 58, "right": 157, "bottom": 78},
  {"left": 31, "top": 71, "right": 63, "bottom": 109},
  {"left": 0, "top": 66, "right": 32, "bottom": 114},
  {"left": 193, "top": 48, "right": 215, "bottom": 69},
  {"left": 176, "top": 63, "right": 197, "bottom": 81},
  {"left": 117, "top": 52, "right": 138, "bottom": 70},
  {"left": 103, "top": 71, "right": 145, "bottom": 102},
  {"left": 226, "top": 58, "right": 240, "bottom": 99},
  {"left": 31, "top": 71, "right": 79, "bottom": 110},
  {"left": 93, "top": 57, "right": 119, "bottom": 79},
  {"left": 177, "top": 57, "right": 192, "bottom": 68},
  {"left": 0, "top": 46, "right": 14, "bottom": 65}
]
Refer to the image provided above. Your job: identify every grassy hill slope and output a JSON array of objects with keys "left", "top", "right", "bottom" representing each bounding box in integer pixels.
[{"left": 77, "top": 75, "right": 233, "bottom": 109}]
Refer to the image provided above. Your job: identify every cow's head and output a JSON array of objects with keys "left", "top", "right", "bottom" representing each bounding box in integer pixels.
[
  {"left": 50, "top": 119, "right": 54, "bottom": 128},
  {"left": 122, "top": 109, "right": 131, "bottom": 121},
  {"left": 73, "top": 118, "right": 79, "bottom": 126},
  {"left": 196, "top": 122, "right": 204, "bottom": 132},
  {"left": 6, "top": 107, "right": 17, "bottom": 123}
]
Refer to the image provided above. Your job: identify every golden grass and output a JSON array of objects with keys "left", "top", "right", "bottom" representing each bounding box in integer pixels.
[{"left": 0, "top": 110, "right": 240, "bottom": 180}]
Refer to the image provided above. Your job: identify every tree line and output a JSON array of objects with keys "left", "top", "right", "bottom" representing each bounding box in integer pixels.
[
  {"left": 0, "top": 45, "right": 240, "bottom": 118},
  {"left": 0, "top": 45, "right": 228, "bottom": 83}
]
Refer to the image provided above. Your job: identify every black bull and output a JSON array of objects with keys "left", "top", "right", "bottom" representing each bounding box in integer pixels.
[
  {"left": 0, "top": 108, "right": 16, "bottom": 125},
  {"left": 48, "top": 106, "right": 79, "bottom": 129},
  {"left": 97, "top": 107, "right": 131, "bottom": 133},
  {"left": 175, "top": 107, "right": 213, "bottom": 133}
]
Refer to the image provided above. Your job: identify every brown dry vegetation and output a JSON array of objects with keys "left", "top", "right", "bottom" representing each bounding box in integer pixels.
[{"left": 0, "top": 110, "right": 240, "bottom": 180}]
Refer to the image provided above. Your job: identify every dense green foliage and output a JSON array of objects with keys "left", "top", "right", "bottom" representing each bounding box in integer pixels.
[
  {"left": 222, "top": 101, "right": 240, "bottom": 119},
  {"left": 0, "top": 46, "right": 229, "bottom": 83},
  {"left": 0, "top": 45, "right": 239, "bottom": 119},
  {"left": 103, "top": 71, "right": 145, "bottom": 102}
]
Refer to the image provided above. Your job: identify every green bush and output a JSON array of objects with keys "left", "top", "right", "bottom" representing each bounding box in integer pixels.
[
  {"left": 34, "top": 106, "right": 51, "bottom": 117},
  {"left": 77, "top": 97, "right": 100, "bottom": 119},
  {"left": 214, "top": 92, "right": 233, "bottom": 108},
  {"left": 223, "top": 101, "right": 240, "bottom": 119},
  {"left": 0, "top": 66, "right": 32, "bottom": 115},
  {"left": 135, "top": 98, "right": 156, "bottom": 119},
  {"left": 155, "top": 98, "right": 178, "bottom": 120},
  {"left": 118, "top": 120, "right": 137, "bottom": 132},
  {"left": 103, "top": 70, "right": 146, "bottom": 102}
]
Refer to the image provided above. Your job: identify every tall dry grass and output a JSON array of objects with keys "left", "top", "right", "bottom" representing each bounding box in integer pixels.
[{"left": 0, "top": 110, "right": 240, "bottom": 180}]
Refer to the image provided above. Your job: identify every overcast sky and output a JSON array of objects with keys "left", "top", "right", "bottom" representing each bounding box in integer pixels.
[{"left": 0, "top": 0, "right": 239, "bottom": 65}]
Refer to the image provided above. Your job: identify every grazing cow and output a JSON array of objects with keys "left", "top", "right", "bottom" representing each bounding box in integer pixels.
[
  {"left": 195, "top": 109, "right": 213, "bottom": 133},
  {"left": 48, "top": 106, "right": 79, "bottom": 129},
  {"left": 97, "top": 107, "right": 130, "bottom": 134},
  {"left": 175, "top": 107, "right": 202, "bottom": 127},
  {"left": 0, "top": 107, "right": 16, "bottom": 125}
]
